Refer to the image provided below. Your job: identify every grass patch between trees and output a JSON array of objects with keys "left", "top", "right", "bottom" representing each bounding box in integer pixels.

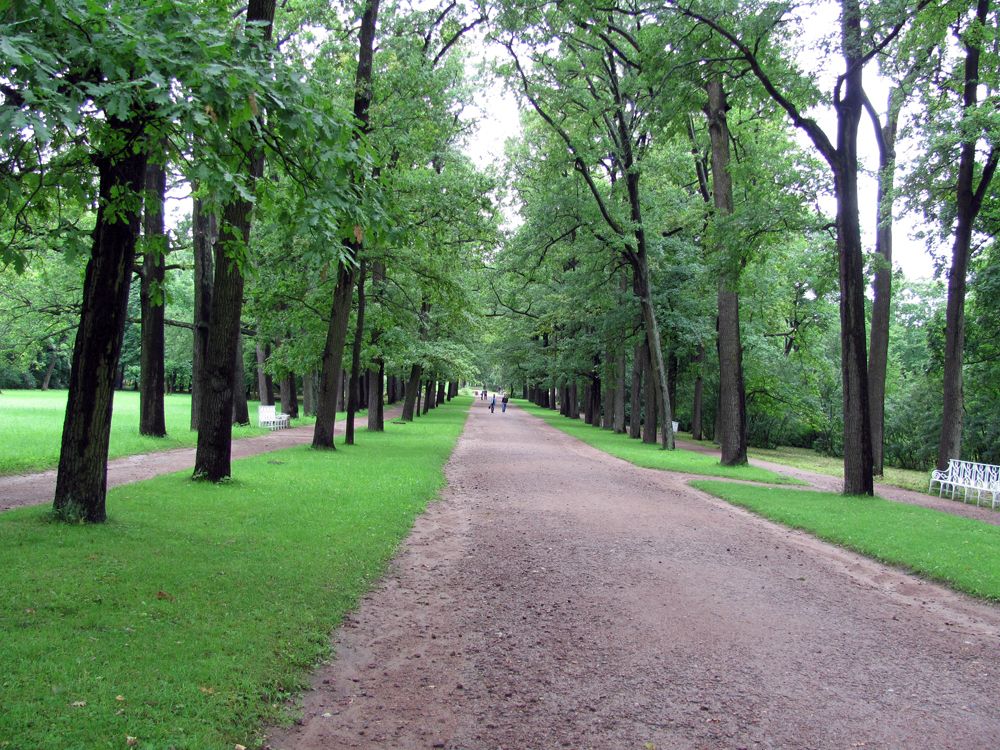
[
  {"left": 692, "top": 480, "right": 1000, "bottom": 601},
  {"left": 0, "top": 390, "right": 318, "bottom": 476},
  {"left": 0, "top": 396, "right": 471, "bottom": 750},
  {"left": 517, "top": 400, "right": 802, "bottom": 485}
]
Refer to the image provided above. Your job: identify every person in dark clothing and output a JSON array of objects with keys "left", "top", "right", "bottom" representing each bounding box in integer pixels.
[
  {"left": 501, "top": 393, "right": 509, "bottom": 413},
  {"left": 489, "top": 394, "right": 496, "bottom": 413}
]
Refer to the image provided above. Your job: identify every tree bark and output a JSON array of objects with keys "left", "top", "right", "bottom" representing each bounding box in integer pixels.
[
  {"left": 401, "top": 363, "right": 422, "bottom": 421},
  {"left": 311, "top": 0, "right": 379, "bottom": 448},
  {"left": 937, "top": 0, "right": 997, "bottom": 471},
  {"left": 139, "top": 155, "right": 167, "bottom": 437},
  {"left": 642, "top": 339, "right": 658, "bottom": 444},
  {"left": 280, "top": 370, "right": 298, "bottom": 419},
  {"left": 232, "top": 332, "right": 250, "bottom": 425},
  {"left": 691, "top": 343, "right": 705, "bottom": 440},
  {"left": 255, "top": 342, "right": 271, "bottom": 405},
  {"left": 313, "top": 265, "right": 356, "bottom": 447},
  {"left": 190, "top": 197, "right": 214, "bottom": 430},
  {"left": 54, "top": 119, "right": 147, "bottom": 521},
  {"left": 368, "top": 361, "right": 384, "bottom": 430},
  {"left": 193, "top": 0, "right": 275, "bottom": 479},
  {"left": 346, "top": 261, "right": 367, "bottom": 445},
  {"left": 629, "top": 342, "right": 642, "bottom": 438},
  {"left": 706, "top": 79, "right": 748, "bottom": 465}
]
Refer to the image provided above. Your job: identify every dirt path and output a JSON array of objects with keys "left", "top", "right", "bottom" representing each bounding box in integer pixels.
[
  {"left": 0, "top": 408, "right": 401, "bottom": 512},
  {"left": 265, "top": 401, "right": 1000, "bottom": 750},
  {"left": 674, "top": 437, "right": 1000, "bottom": 527}
]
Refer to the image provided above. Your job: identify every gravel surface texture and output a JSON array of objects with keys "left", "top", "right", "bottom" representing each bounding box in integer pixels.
[{"left": 265, "top": 401, "right": 1000, "bottom": 750}]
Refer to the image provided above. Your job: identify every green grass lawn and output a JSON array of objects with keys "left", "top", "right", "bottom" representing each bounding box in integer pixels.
[
  {"left": 0, "top": 396, "right": 471, "bottom": 750},
  {"left": 745, "top": 443, "right": 931, "bottom": 493},
  {"left": 693, "top": 480, "right": 1000, "bottom": 601},
  {"left": 517, "top": 401, "right": 801, "bottom": 485},
  {"left": 0, "top": 390, "right": 317, "bottom": 477}
]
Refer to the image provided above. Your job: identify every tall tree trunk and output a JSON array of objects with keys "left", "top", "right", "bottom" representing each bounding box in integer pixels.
[
  {"left": 281, "top": 371, "right": 299, "bottom": 419},
  {"left": 629, "top": 342, "right": 642, "bottom": 439},
  {"left": 368, "top": 361, "right": 384, "bottom": 430},
  {"left": 139, "top": 155, "right": 167, "bottom": 437},
  {"left": 423, "top": 378, "right": 433, "bottom": 414},
  {"left": 190, "top": 197, "right": 214, "bottom": 430},
  {"left": 346, "top": 261, "right": 367, "bottom": 445},
  {"left": 40, "top": 342, "right": 60, "bottom": 391},
  {"left": 401, "top": 363, "right": 422, "bottom": 421},
  {"left": 312, "top": 266, "right": 355, "bottom": 447},
  {"left": 193, "top": 0, "right": 275, "bottom": 479},
  {"left": 232, "top": 332, "right": 250, "bottom": 425},
  {"left": 937, "top": 0, "right": 997, "bottom": 471},
  {"left": 642, "top": 340, "right": 657, "bottom": 445},
  {"left": 614, "top": 345, "right": 626, "bottom": 433},
  {"left": 706, "top": 80, "right": 748, "bottom": 465},
  {"left": 437, "top": 379, "right": 446, "bottom": 406},
  {"left": 691, "top": 343, "right": 705, "bottom": 440},
  {"left": 312, "top": 0, "right": 379, "bottom": 449},
  {"left": 54, "top": 119, "right": 147, "bottom": 522},
  {"left": 255, "top": 342, "right": 271, "bottom": 405},
  {"left": 302, "top": 370, "right": 315, "bottom": 416}
]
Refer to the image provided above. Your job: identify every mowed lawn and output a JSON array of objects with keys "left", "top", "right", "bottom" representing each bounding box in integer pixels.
[
  {"left": 0, "top": 396, "right": 471, "bottom": 750},
  {"left": 0, "top": 390, "right": 311, "bottom": 476}
]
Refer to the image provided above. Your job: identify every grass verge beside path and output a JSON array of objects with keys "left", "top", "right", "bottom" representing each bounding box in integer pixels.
[
  {"left": 693, "top": 480, "right": 1000, "bottom": 601},
  {"left": 0, "top": 396, "right": 471, "bottom": 750},
  {"left": 0, "top": 390, "right": 318, "bottom": 476},
  {"left": 518, "top": 401, "right": 801, "bottom": 485}
]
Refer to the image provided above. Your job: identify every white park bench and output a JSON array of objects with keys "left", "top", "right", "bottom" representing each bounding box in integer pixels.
[
  {"left": 928, "top": 459, "right": 1000, "bottom": 509},
  {"left": 258, "top": 404, "right": 290, "bottom": 430}
]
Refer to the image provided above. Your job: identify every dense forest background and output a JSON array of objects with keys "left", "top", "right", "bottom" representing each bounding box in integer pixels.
[{"left": 1, "top": 0, "right": 997, "bottom": 515}]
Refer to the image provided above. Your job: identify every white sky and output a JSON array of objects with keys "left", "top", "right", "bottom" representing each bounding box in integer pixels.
[{"left": 460, "top": 6, "right": 941, "bottom": 282}]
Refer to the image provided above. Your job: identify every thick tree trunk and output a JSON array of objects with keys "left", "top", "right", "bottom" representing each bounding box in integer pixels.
[
  {"left": 313, "top": 265, "right": 356, "bottom": 448},
  {"left": 814, "top": 0, "right": 873, "bottom": 495},
  {"left": 867, "top": 88, "right": 902, "bottom": 476},
  {"left": 139, "top": 156, "right": 167, "bottom": 437},
  {"left": 193, "top": 0, "right": 275, "bottom": 479},
  {"left": 401, "top": 363, "right": 422, "bottom": 421},
  {"left": 437, "top": 380, "right": 446, "bottom": 406},
  {"left": 423, "top": 378, "right": 434, "bottom": 414},
  {"left": 706, "top": 79, "right": 747, "bottom": 465},
  {"left": 190, "top": 197, "right": 214, "bottom": 430},
  {"left": 41, "top": 344, "right": 60, "bottom": 391},
  {"left": 614, "top": 346, "right": 626, "bottom": 433},
  {"left": 313, "top": 0, "right": 379, "bottom": 447},
  {"left": 193, "top": 196, "right": 254, "bottom": 479},
  {"left": 642, "top": 340, "right": 657, "bottom": 445},
  {"left": 232, "top": 332, "right": 250, "bottom": 425},
  {"left": 346, "top": 261, "right": 367, "bottom": 445},
  {"left": 937, "top": 0, "right": 996, "bottom": 471},
  {"left": 54, "top": 121, "right": 147, "bottom": 522},
  {"left": 280, "top": 371, "right": 298, "bottom": 419},
  {"left": 629, "top": 342, "right": 642, "bottom": 439}
]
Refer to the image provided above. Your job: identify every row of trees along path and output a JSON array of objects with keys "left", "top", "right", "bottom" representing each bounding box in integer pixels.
[{"left": 266, "top": 398, "right": 1000, "bottom": 749}]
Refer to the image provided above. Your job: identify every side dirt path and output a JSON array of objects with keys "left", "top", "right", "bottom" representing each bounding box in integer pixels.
[
  {"left": 674, "top": 437, "right": 1000, "bottom": 527},
  {"left": 0, "top": 406, "right": 402, "bottom": 513},
  {"left": 266, "top": 400, "right": 1000, "bottom": 750}
]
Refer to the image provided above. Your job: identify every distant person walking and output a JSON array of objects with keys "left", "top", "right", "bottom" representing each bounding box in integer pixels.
[
  {"left": 501, "top": 394, "right": 509, "bottom": 413},
  {"left": 489, "top": 394, "right": 496, "bottom": 413}
]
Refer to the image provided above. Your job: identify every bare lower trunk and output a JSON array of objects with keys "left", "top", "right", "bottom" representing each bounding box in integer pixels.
[
  {"left": 232, "top": 332, "right": 250, "bottom": 425},
  {"left": 691, "top": 343, "right": 704, "bottom": 440},
  {"left": 54, "top": 123, "right": 147, "bottom": 521},
  {"left": 629, "top": 342, "right": 642, "bottom": 439},
  {"left": 346, "top": 261, "right": 367, "bottom": 445},
  {"left": 313, "top": 264, "right": 356, "bottom": 448},
  {"left": 139, "top": 156, "right": 166, "bottom": 437},
  {"left": 255, "top": 343, "right": 271, "bottom": 405},
  {"left": 401, "top": 363, "right": 422, "bottom": 421},
  {"left": 368, "top": 362, "right": 384, "bottom": 430},
  {"left": 706, "top": 79, "right": 747, "bottom": 466},
  {"left": 641, "top": 339, "right": 657, "bottom": 444},
  {"left": 190, "top": 197, "right": 215, "bottom": 430}
]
